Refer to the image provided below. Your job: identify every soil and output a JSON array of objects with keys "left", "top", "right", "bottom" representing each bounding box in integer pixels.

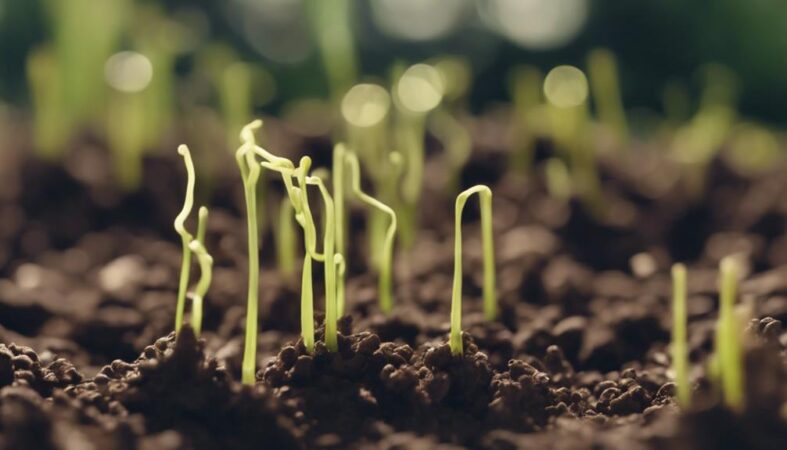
[{"left": 0, "top": 112, "right": 786, "bottom": 449}]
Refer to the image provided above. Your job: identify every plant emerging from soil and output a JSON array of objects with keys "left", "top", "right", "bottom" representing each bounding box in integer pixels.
[
  {"left": 174, "top": 145, "right": 197, "bottom": 334},
  {"left": 715, "top": 256, "right": 744, "bottom": 410},
  {"left": 671, "top": 263, "right": 690, "bottom": 408},
  {"left": 188, "top": 206, "right": 213, "bottom": 337},
  {"left": 345, "top": 149, "right": 397, "bottom": 313},
  {"left": 236, "top": 123, "right": 265, "bottom": 385},
  {"left": 450, "top": 185, "right": 496, "bottom": 355}
]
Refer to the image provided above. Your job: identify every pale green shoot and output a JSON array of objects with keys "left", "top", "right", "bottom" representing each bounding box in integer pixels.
[
  {"left": 174, "top": 144, "right": 196, "bottom": 333},
  {"left": 188, "top": 207, "right": 212, "bottom": 337},
  {"left": 450, "top": 185, "right": 496, "bottom": 355},
  {"left": 671, "top": 263, "right": 690, "bottom": 408},
  {"left": 345, "top": 150, "right": 397, "bottom": 314},
  {"left": 716, "top": 256, "right": 744, "bottom": 410}
]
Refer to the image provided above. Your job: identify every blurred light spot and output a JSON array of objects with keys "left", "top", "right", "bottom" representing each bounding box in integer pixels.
[
  {"left": 630, "top": 252, "right": 657, "bottom": 278},
  {"left": 371, "top": 0, "right": 467, "bottom": 41},
  {"left": 105, "top": 51, "right": 153, "bottom": 93},
  {"left": 99, "top": 255, "right": 145, "bottom": 293},
  {"left": 16, "top": 264, "right": 44, "bottom": 290},
  {"left": 230, "top": 0, "right": 311, "bottom": 64},
  {"left": 479, "top": 0, "right": 588, "bottom": 50},
  {"left": 544, "top": 65, "right": 588, "bottom": 108},
  {"left": 432, "top": 56, "right": 472, "bottom": 102},
  {"left": 342, "top": 83, "right": 391, "bottom": 127},
  {"left": 397, "top": 64, "right": 444, "bottom": 114}
]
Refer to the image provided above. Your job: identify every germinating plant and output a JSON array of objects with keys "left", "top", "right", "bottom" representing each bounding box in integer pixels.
[
  {"left": 188, "top": 207, "right": 213, "bottom": 337},
  {"left": 671, "top": 263, "right": 690, "bottom": 408},
  {"left": 174, "top": 144, "right": 197, "bottom": 334},
  {"left": 345, "top": 150, "right": 398, "bottom": 313},
  {"left": 449, "top": 185, "right": 496, "bottom": 356},
  {"left": 715, "top": 256, "right": 744, "bottom": 410}
]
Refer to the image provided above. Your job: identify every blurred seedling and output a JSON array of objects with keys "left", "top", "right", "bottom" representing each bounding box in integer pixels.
[
  {"left": 345, "top": 150, "right": 398, "bottom": 314},
  {"left": 450, "top": 185, "right": 496, "bottom": 355},
  {"left": 508, "top": 65, "right": 544, "bottom": 174},
  {"left": 587, "top": 48, "right": 629, "bottom": 146},
  {"left": 304, "top": 0, "right": 358, "bottom": 101},
  {"left": 393, "top": 63, "right": 445, "bottom": 248},
  {"left": 671, "top": 263, "right": 690, "bottom": 408},
  {"left": 714, "top": 256, "right": 744, "bottom": 410},
  {"left": 543, "top": 65, "right": 603, "bottom": 216}
]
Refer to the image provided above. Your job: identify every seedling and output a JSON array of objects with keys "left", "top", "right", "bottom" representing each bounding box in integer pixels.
[
  {"left": 333, "top": 144, "right": 348, "bottom": 316},
  {"left": 188, "top": 207, "right": 213, "bottom": 337},
  {"left": 236, "top": 122, "right": 264, "bottom": 385},
  {"left": 450, "top": 185, "right": 496, "bottom": 355},
  {"left": 345, "top": 150, "right": 397, "bottom": 313},
  {"left": 715, "top": 256, "right": 744, "bottom": 410},
  {"left": 275, "top": 196, "right": 297, "bottom": 283},
  {"left": 587, "top": 48, "right": 628, "bottom": 145},
  {"left": 26, "top": 46, "right": 69, "bottom": 160},
  {"left": 671, "top": 263, "right": 690, "bottom": 408},
  {"left": 508, "top": 65, "right": 544, "bottom": 173},
  {"left": 174, "top": 144, "right": 197, "bottom": 333},
  {"left": 304, "top": 0, "right": 358, "bottom": 100}
]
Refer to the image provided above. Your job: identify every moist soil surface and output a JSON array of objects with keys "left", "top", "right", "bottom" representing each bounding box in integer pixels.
[{"left": 0, "top": 116, "right": 786, "bottom": 449}]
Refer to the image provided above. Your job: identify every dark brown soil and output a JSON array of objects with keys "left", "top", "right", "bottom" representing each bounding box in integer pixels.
[{"left": 0, "top": 115, "right": 785, "bottom": 449}]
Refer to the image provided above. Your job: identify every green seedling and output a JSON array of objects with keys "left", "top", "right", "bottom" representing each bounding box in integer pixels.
[
  {"left": 544, "top": 157, "right": 572, "bottom": 201},
  {"left": 345, "top": 150, "right": 397, "bottom": 314},
  {"left": 333, "top": 144, "right": 348, "bottom": 315},
  {"left": 508, "top": 65, "right": 544, "bottom": 173},
  {"left": 450, "top": 185, "right": 496, "bottom": 355},
  {"left": 671, "top": 263, "right": 690, "bottom": 408},
  {"left": 188, "top": 207, "right": 212, "bottom": 337},
  {"left": 174, "top": 144, "right": 197, "bottom": 333},
  {"left": 715, "top": 256, "right": 744, "bottom": 410},
  {"left": 26, "top": 46, "right": 69, "bottom": 160},
  {"left": 236, "top": 123, "right": 264, "bottom": 385},
  {"left": 587, "top": 48, "right": 628, "bottom": 145}
]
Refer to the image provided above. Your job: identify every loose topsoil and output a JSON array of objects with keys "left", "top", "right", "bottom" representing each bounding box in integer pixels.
[{"left": 0, "top": 113, "right": 785, "bottom": 449}]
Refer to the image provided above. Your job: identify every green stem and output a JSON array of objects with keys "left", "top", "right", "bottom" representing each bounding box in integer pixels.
[
  {"left": 189, "top": 207, "right": 212, "bottom": 337},
  {"left": 301, "top": 254, "right": 314, "bottom": 352},
  {"left": 308, "top": 176, "right": 338, "bottom": 351},
  {"left": 717, "top": 257, "right": 743, "bottom": 410},
  {"left": 333, "top": 144, "right": 347, "bottom": 317},
  {"left": 450, "top": 185, "right": 495, "bottom": 355},
  {"left": 276, "top": 197, "right": 297, "bottom": 282},
  {"left": 671, "top": 263, "right": 690, "bottom": 408},
  {"left": 174, "top": 144, "right": 196, "bottom": 333}
]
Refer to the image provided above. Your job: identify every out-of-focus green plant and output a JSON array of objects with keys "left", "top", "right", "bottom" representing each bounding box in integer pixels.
[
  {"left": 544, "top": 157, "right": 572, "bottom": 201},
  {"left": 509, "top": 65, "right": 544, "bottom": 174},
  {"left": 671, "top": 263, "right": 690, "bottom": 408},
  {"left": 450, "top": 185, "right": 496, "bottom": 355},
  {"left": 275, "top": 196, "right": 298, "bottom": 283},
  {"left": 393, "top": 63, "right": 445, "bottom": 248},
  {"left": 587, "top": 48, "right": 629, "bottom": 146},
  {"left": 544, "top": 65, "right": 603, "bottom": 215},
  {"left": 715, "top": 256, "right": 744, "bottom": 411},
  {"left": 345, "top": 150, "right": 398, "bottom": 314},
  {"left": 26, "top": 46, "right": 68, "bottom": 160},
  {"left": 304, "top": 0, "right": 358, "bottom": 101}
]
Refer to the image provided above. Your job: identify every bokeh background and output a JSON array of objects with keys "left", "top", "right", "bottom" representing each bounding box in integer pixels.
[{"left": 2, "top": 0, "right": 787, "bottom": 130}]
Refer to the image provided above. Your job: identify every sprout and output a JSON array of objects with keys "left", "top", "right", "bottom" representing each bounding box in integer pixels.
[
  {"left": 333, "top": 144, "right": 348, "bottom": 317},
  {"left": 188, "top": 207, "right": 213, "bottom": 337},
  {"left": 174, "top": 144, "right": 196, "bottom": 334},
  {"left": 345, "top": 150, "right": 398, "bottom": 314},
  {"left": 236, "top": 121, "right": 264, "bottom": 385},
  {"left": 544, "top": 157, "right": 572, "bottom": 201},
  {"left": 450, "top": 185, "right": 496, "bottom": 355},
  {"left": 716, "top": 256, "right": 744, "bottom": 410},
  {"left": 671, "top": 263, "right": 690, "bottom": 408},
  {"left": 508, "top": 65, "right": 543, "bottom": 173},
  {"left": 587, "top": 48, "right": 628, "bottom": 144}
]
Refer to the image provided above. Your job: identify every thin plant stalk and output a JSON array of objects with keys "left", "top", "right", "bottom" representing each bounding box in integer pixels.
[
  {"left": 450, "top": 185, "right": 496, "bottom": 355},
  {"left": 333, "top": 144, "right": 347, "bottom": 316},
  {"left": 307, "top": 174, "right": 338, "bottom": 351},
  {"left": 236, "top": 130, "right": 263, "bottom": 386},
  {"left": 671, "top": 263, "right": 690, "bottom": 408},
  {"left": 188, "top": 207, "right": 212, "bottom": 337},
  {"left": 300, "top": 254, "right": 314, "bottom": 352},
  {"left": 174, "top": 144, "right": 196, "bottom": 333},
  {"left": 345, "top": 151, "right": 397, "bottom": 313},
  {"left": 276, "top": 197, "right": 297, "bottom": 282},
  {"left": 717, "top": 257, "right": 744, "bottom": 410}
]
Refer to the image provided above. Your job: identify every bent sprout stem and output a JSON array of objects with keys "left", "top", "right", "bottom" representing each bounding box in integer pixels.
[
  {"left": 345, "top": 150, "right": 397, "bottom": 314},
  {"left": 671, "top": 263, "right": 689, "bottom": 408},
  {"left": 450, "top": 185, "right": 496, "bottom": 356},
  {"left": 236, "top": 122, "right": 263, "bottom": 386},
  {"left": 174, "top": 144, "right": 196, "bottom": 333},
  {"left": 717, "top": 256, "right": 744, "bottom": 410},
  {"left": 189, "top": 207, "right": 213, "bottom": 337}
]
